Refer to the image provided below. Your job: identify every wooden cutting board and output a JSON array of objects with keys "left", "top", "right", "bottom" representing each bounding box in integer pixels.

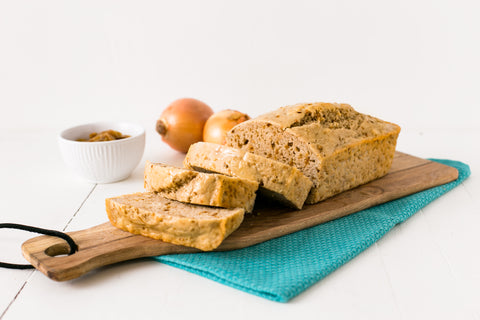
[{"left": 21, "top": 152, "right": 458, "bottom": 281}]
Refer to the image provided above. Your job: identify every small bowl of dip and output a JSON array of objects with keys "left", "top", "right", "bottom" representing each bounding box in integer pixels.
[{"left": 58, "top": 121, "right": 145, "bottom": 183}]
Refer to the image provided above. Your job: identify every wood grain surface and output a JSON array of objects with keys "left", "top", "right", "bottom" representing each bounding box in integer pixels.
[{"left": 21, "top": 152, "right": 458, "bottom": 282}]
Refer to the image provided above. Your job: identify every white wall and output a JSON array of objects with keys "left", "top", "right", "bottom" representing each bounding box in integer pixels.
[{"left": 1, "top": 0, "right": 478, "bottom": 132}]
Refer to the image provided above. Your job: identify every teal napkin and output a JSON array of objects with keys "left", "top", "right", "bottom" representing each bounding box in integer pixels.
[{"left": 152, "top": 159, "right": 470, "bottom": 302}]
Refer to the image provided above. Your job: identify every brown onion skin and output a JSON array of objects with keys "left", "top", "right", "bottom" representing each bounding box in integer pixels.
[
  {"left": 203, "top": 109, "right": 250, "bottom": 145},
  {"left": 156, "top": 98, "right": 214, "bottom": 153}
]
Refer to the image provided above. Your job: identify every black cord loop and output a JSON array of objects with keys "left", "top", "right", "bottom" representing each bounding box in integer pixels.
[{"left": 0, "top": 223, "right": 78, "bottom": 270}]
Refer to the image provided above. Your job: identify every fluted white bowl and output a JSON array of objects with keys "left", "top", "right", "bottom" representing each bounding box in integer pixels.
[{"left": 58, "top": 122, "right": 145, "bottom": 183}]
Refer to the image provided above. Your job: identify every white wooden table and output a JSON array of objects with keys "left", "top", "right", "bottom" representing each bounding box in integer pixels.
[
  {"left": 1, "top": 124, "right": 478, "bottom": 320},
  {"left": 1, "top": 1, "right": 479, "bottom": 319}
]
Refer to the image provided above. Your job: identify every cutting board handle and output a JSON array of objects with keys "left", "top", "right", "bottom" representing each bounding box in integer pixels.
[{"left": 21, "top": 222, "right": 199, "bottom": 281}]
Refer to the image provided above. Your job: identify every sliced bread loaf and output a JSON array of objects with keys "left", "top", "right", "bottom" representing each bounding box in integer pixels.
[
  {"left": 106, "top": 192, "right": 244, "bottom": 251},
  {"left": 225, "top": 102, "right": 401, "bottom": 204},
  {"left": 184, "top": 142, "right": 312, "bottom": 209},
  {"left": 144, "top": 161, "right": 258, "bottom": 213}
]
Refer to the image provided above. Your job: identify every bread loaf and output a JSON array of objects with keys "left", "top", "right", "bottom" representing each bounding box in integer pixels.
[
  {"left": 184, "top": 142, "right": 312, "bottom": 209},
  {"left": 225, "top": 102, "right": 401, "bottom": 204},
  {"left": 106, "top": 192, "right": 244, "bottom": 251},
  {"left": 144, "top": 161, "right": 258, "bottom": 213}
]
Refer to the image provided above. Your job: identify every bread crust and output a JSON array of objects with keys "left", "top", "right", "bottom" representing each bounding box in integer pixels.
[
  {"left": 226, "top": 102, "right": 401, "bottom": 203},
  {"left": 144, "top": 162, "right": 258, "bottom": 213},
  {"left": 106, "top": 192, "right": 245, "bottom": 251},
  {"left": 184, "top": 142, "right": 312, "bottom": 209}
]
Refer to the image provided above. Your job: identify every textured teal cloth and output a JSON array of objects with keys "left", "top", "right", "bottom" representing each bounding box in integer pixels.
[{"left": 152, "top": 159, "right": 470, "bottom": 302}]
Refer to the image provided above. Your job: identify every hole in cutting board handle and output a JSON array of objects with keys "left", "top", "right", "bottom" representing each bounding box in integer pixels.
[
  {"left": 1, "top": 223, "right": 78, "bottom": 269},
  {"left": 45, "top": 243, "right": 73, "bottom": 257}
]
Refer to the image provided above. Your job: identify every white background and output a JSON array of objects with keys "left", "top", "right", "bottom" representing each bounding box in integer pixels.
[
  {"left": 0, "top": 1, "right": 479, "bottom": 319},
  {"left": 2, "top": 0, "right": 479, "bottom": 132}
]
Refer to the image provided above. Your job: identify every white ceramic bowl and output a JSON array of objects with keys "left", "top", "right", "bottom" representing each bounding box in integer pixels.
[{"left": 58, "top": 122, "right": 146, "bottom": 183}]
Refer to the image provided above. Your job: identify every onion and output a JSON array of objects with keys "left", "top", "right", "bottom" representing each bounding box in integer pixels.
[
  {"left": 203, "top": 109, "right": 250, "bottom": 145},
  {"left": 156, "top": 98, "right": 214, "bottom": 153}
]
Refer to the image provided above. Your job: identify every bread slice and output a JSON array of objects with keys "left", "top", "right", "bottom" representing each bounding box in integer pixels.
[
  {"left": 144, "top": 161, "right": 258, "bottom": 213},
  {"left": 184, "top": 142, "right": 312, "bottom": 209},
  {"left": 225, "top": 102, "right": 401, "bottom": 204},
  {"left": 106, "top": 192, "right": 244, "bottom": 251}
]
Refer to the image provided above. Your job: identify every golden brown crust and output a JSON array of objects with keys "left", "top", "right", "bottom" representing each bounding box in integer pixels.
[
  {"left": 144, "top": 162, "right": 258, "bottom": 213},
  {"left": 184, "top": 142, "right": 312, "bottom": 209},
  {"left": 225, "top": 102, "right": 401, "bottom": 203},
  {"left": 106, "top": 192, "right": 245, "bottom": 251}
]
